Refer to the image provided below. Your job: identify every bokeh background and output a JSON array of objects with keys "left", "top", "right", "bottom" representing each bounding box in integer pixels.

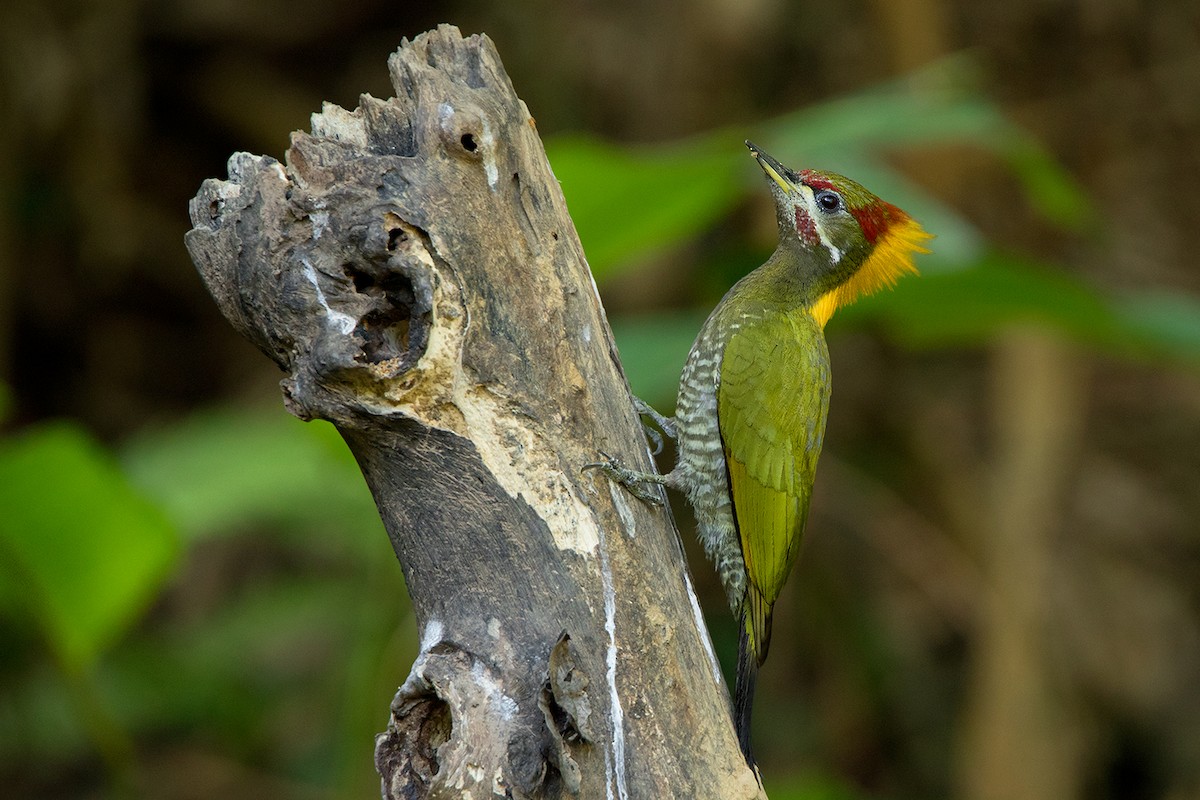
[{"left": 2, "top": 1, "right": 1199, "bottom": 798}]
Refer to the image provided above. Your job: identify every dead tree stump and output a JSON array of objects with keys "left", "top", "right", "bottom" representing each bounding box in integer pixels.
[{"left": 185, "top": 24, "right": 763, "bottom": 800}]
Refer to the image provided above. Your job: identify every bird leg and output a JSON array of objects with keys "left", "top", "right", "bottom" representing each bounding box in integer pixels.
[
  {"left": 582, "top": 451, "right": 669, "bottom": 506},
  {"left": 632, "top": 396, "right": 677, "bottom": 455}
]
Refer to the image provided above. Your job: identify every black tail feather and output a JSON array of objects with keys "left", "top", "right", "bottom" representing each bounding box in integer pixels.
[{"left": 734, "top": 621, "right": 758, "bottom": 766}]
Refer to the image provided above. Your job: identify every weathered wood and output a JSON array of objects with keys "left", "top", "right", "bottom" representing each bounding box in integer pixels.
[{"left": 185, "top": 24, "right": 763, "bottom": 800}]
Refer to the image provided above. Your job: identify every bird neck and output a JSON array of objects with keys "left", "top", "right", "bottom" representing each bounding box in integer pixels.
[{"left": 732, "top": 245, "right": 838, "bottom": 318}]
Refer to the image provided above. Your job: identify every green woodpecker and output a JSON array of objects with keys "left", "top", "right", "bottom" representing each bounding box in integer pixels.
[{"left": 593, "top": 141, "right": 930, "bottom": 763}]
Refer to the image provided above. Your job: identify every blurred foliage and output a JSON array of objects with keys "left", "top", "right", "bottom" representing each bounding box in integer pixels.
[
  {"left": 0, "top": 406, "right": 404, "bottom": 798},
  {"left": 767, "top": 773, "right": 865, "bottom": 800},
  {"left": 0, "top": 422, "right": 177, "bottom": 672},
  {"left": 122, "top": 409, "right": 386, "bottom": 548},
  {"left": 549, "top": 56, "right": 1095, "bottom": 284},
  {"left": 549, "top": 134, "right": 745, "bottom": 277},
  {"left": 2, "top": 2, "right": 1200, "bottom": 799}
]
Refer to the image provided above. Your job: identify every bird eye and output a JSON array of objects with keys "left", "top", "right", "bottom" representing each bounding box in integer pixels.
[{"left": 815, "top": 190, "right": 842, "bottom": 213}]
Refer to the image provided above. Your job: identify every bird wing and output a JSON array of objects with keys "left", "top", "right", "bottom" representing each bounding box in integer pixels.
[{"left": 718, "top": 311, "right": 830, "bottom": 657}]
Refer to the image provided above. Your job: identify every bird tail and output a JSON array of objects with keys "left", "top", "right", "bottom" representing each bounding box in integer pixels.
[{"left": 735, "top": 588, "right": 772, "bottom": 765}]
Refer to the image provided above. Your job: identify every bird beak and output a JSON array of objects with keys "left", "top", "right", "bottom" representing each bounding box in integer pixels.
[{"left": 745, "top": 140, "right": 795, "bottom": 195}]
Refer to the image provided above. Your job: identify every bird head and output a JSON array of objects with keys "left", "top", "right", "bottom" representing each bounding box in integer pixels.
[{"left": 746, "top": 140, "right": 932, "bottom": 326}]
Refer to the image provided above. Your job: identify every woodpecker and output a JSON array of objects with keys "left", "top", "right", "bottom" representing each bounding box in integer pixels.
[{"left": 590, "top": 141, "right": 931, "bottom": 764}]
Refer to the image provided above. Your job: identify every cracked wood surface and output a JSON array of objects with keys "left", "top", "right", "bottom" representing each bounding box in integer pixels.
[{"left": 185, "top": 24, "right": 764, "bottom": 800}]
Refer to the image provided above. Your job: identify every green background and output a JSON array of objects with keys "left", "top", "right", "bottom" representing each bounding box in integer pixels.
[{"left": 1, "top": 1, "right": 1198, "bottom": 798}]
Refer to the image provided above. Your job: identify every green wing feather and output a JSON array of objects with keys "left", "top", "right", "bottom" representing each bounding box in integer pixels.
[{"left": 718, "top": 310, "right": 830, "bottom": 663}]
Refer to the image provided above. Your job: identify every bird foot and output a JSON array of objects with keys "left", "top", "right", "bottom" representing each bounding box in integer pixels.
[
  {"left": 582, "top": 451, "right": 667, "bottom": 506},
  {"left": 632, "top": 397, "right": 677, "bottom": 455},
  {"left": 642, "top": 425, "right": 665, "bottom": 456}
]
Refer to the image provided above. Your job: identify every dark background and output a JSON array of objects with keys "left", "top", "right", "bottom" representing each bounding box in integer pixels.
[{"left": 1, "top": 1, "right": 1198, "bottom": 798}]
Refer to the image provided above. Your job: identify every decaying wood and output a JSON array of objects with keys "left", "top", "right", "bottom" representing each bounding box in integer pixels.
[{"left": 185, "top": 24, "right": 764, "bottom": 799}]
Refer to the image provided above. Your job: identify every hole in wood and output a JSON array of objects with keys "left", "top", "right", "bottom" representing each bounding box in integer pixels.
[
  {"left": 378, "top": 694, "right": 451, "bottom": 791},
  {"left": 387, "top": 227, "right": 408, "bottom": 251},
  {"left": 343, "top": 263, "right": 425, "bottom": 367},
  {"left": 418, "top": 696, "right": 452, "bottom": 757},
  {"left": 349, "top": 267, "right": 375, "bottom": 293}
]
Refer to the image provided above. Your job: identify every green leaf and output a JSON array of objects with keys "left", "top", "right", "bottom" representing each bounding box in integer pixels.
[
  {"left": 835, "top": 253, "right": 1200, "bottom": 367},
  {"left": 836, "top": 253, "right": 1121, "bottom": 348},
  {"left": 546, "top": 133, "right": 743, "bottom": 280},
  {"left": 121, "top": 407, "right": 384, "bottom": 550},
  {"left": 0, "top": 423, "right": 179, "bottom": 671},
  {"left": 1004, "top": 138, "right": 1093, "bottom": 230}
]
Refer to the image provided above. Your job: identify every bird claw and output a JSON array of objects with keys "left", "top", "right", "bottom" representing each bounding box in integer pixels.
[
  {"left": 581, "top": 450, "right": 622, "bottom": 478},
  {"left": 582, "top": 451, "right": 665, "bottom": 507},
  {"left": 633, "top": 398, "right": 678, "bottom": 453},
  {"left": 644, "top": 426, "right": 665, "bottom": 456}
]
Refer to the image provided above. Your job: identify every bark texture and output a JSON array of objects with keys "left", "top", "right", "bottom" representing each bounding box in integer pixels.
[{"left": 184, "top": 24, "right": 763, "bottom": 800}]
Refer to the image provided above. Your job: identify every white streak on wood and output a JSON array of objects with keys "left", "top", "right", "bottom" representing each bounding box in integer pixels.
[
  {"left": 471, "top": 660, "right": 518, "bottom": 721},
  {"left": 481, "top": 118, "right": 499, "bottom": 189},
  {"left": 684, "top": 572, "right": 723, "bottom": 686},
  {"left": 597, "top": 524, "right": 629, "bottom": 800},
  {"left": 586, "top": 264, "right": 604, "bottom": 310},
  {"left": 460, "top": 394, "right": 602, "bottom": 554},
  {"left": 301, "top": 255, "right": 357, "bottom": 334},
  {"left": 310, "top": 210, "right": 330, "bottom": 240},
  {"left": 608, "top": 481, "right": 638, "bottom": 539},
  {"left": 420, "top": 619, "right": 444, "bottom": 652}
]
